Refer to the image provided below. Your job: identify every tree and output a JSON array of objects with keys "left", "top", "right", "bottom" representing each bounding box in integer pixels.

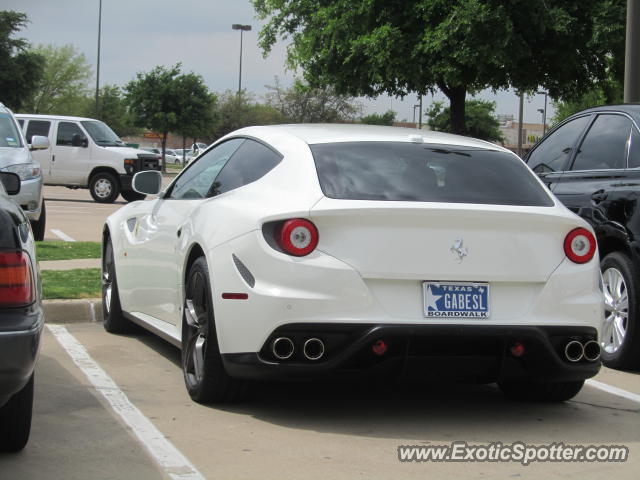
[
  {"left": 361, "top": 110, "right": 396, "bottom": 126},
  {"left": 22, "top": 44, "right": 92, "bottom": 115},
  {"left": 264, "top": 77, "right": 361, "bottom": 123},
  {"left": 0, "top": 11, "right": 43, "bottom": 111},
  {"left": 174, "top": 73, "right": 217, "bottom": 156},
  {"left": 426, "top": 100, "right": 503, "bottom": 142},
  {"left": 210, "top": 90, "right": 286, "bottom": 140},
  {"left": 253, "top": 0, "right": 625, "bottom": 135},
  {"left": 89, "top": 85, "right": 139, "bottom": 137}
]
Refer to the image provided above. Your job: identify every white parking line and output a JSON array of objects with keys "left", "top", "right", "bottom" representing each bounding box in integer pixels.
[
  {"left": 586, "top": 379, "right": 640, "bottom": 405},
  {"left": 46, "top": 324, "right": 205, "bottom": 480},
  {"left": 50, "top": 229, "right": 76, "bottom": 242}
]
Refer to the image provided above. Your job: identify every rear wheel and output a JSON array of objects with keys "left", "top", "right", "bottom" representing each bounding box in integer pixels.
[
  {"left": 90, "top": 172, "right": 120, "bottom": 203},
  {"left": 102, "top": 238, "right": 134, "bottom": 333},
  {"left": 0, "top": 374, "right": 34, "bottom": 452},
  {"left": 30, "top": 199, "right": 46, "bottom": 241},
  {"left": 121, "top": 190, "right": 146, "bottom": 202},
  {"left": 498, "top": 380, "right": 584, "bottom": 402},
  {"left": 182, "top": 257, "right": 245, "bottom": 403},
  {"left": 601, "top": 252, "right": 640, "bottom": 369}
]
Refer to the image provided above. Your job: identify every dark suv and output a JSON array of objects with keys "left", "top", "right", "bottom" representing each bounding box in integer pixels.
[{"left": 526, "top": 104, "right": 640, "bottom": 369}]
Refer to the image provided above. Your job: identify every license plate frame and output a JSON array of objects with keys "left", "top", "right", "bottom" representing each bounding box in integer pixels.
[{"left": 422, "top": 281, "right": 490, "bottom": 318}]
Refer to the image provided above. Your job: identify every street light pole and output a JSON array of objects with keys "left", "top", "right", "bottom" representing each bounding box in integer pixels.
[
  {"left": 537, "top": 91, "right": 548, "bottom": 135},
  {"left": 624, "top": 0, "right": 640, "bottom": 102},
  {"left": 95, "top": 0, "right": 102, "bottom": 117},
  {"left": 232, "top": 24, "right": 251, "bottom": 97}
]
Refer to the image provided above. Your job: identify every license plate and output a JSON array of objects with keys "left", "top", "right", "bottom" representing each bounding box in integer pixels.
[{"left": 423, "top": 282, "right": 490, "bottom": 318}]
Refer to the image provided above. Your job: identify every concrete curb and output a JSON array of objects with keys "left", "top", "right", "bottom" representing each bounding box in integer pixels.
[{"left": 44, "top": 298, "right": 103, "bottom": 324}]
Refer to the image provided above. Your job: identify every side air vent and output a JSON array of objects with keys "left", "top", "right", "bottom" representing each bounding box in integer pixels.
[{"left": 232, "top": 254, "right": 255, "bottom": 288}]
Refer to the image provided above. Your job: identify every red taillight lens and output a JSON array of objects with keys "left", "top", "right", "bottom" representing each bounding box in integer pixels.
[
  {"left": 0, "top": 251, "right": 34, "bottom": 307},
  {"left": 564, "top": 228, "right": 596, "bottom": 264},
  {"left": 276, "top": 219, "right": 319, "bottom": 257}
]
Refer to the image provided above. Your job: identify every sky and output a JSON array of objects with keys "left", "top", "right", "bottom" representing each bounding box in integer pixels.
[{"left": 6, "top": 0, "right": 553, "bottom": 124}]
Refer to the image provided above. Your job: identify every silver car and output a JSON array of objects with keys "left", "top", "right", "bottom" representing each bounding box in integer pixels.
[{"left": 0, "top": 104, "right": 49, "bottom": 240}]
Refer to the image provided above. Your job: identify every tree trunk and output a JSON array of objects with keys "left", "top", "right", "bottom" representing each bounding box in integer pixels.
[
  {"left": 182, "top": 135, "right": 187, "bottom": 163},
  {"left": 161, "top": 132, "right": 167, "bottom": 173},
  {"left": 448, "top": 86, "right": 467, "bottom": 135}
]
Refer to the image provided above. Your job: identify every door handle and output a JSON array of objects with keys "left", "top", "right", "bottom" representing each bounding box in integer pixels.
[
  {"left": 177, "top": 228, "right": 182, "bottom": 238},
  {"left": 591, "top": 190, "right": 608, "bottom": 203},
  {"left": 51, "top": 154, "right": 55, "bottom": 162}
]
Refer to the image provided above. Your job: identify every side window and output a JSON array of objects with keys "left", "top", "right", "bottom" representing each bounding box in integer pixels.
[
  {"left": 170, "top": 139, "right": 245, "bottom": 199},
  {"left": 629, "top": 127, "right": 640, "bottom": 168},
  {"left": 25, "top": 120, "right": 51, "bottom": 143},
  {"left": 56, "top": 122, "right": 87, "bottom": 146},
  {"left": 211, "top": 139, "right": 283, "bottom": 196},
  {"left": 570, "top": 114, "right": 632, "bottom": 171},
  {"left": 526, "top": 115, "right": 590, "bottom": 173}
]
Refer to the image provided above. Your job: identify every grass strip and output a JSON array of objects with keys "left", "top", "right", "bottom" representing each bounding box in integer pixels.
[
  {"left": 42, "top": 268, "right": 101, "bottom": 299},
  {"left": 36, "top": 241, "right": 101, "bottom": 261}
]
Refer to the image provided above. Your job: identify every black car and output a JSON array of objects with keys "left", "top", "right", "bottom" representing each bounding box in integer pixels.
[
  {"left": 0, "top": 171, "right": 43, "bottom": 451},
  {"left": 526, "top": 104, "right": 640, "bottom": 369}
]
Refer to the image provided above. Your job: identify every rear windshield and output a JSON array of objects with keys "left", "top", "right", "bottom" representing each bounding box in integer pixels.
[{"left": 310, "top": 142, "right": 554, "bottom": 207}]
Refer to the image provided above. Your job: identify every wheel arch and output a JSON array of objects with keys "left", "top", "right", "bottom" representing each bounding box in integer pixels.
[
  {"left": 88, "top": 167, "right": 121, "bottom": 187},
  {"left": 183, "top": 243, "right": 207, "bottom": 288},
  {"left": 598, "top": 235, "right": 632, "bottom": 262}
]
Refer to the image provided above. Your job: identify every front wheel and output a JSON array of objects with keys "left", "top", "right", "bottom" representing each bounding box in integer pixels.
[
  {"left": 120, "top": 190, "right": 146, "bottom": 202},
  {"left": 181, "top": 257, "right": 245, "bottom": 404},
  {"left": 102, "top": 238, "right": 134, "bottom": 333},
  {"left": 0, "top": 374, "right": 34, "bottom": 452},
  {"left": 30, "top": 199, "right": 46, "bottom": 241},
  {"left": 90, "top": 172, "right": 120, "bottom": 203},
  {"left": 601, "top": 252, "right": 640, "bottom": 369},
  {"left": 498, "top": 380, "right": 584, "bottom": 402}
]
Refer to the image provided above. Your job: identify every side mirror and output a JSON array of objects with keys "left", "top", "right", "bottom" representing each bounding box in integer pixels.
[
  {"left": 133, "top": 170, "right": 162, "bottom": 195},
  {"left": 71, "top": 134, "right": 88, "bottom": 148},
  {"left": 30, "top": 135, "right": 50, "bottom": 151},
  {"left": 0, "top": 172, "right": 21, "bottom": 195}
]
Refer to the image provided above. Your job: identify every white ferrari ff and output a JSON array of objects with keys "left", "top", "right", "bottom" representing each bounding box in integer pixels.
[{"left": 102, "top": 124, "right": 603, "bottom": 404}]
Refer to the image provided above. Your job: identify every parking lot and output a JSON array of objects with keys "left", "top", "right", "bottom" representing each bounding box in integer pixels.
[{"left": 1, "top": 184, "right": 639, "bottom": 479}]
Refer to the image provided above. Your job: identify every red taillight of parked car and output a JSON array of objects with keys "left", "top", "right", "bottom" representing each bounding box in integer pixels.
[
  {"left": 564, "top": 228, "right": 597, "bottom": 264},
  {"left": 0, "top": 251, "right": 34, "bottom": 307},
  {"left": 275, "top": 218, "right": 319, "bottom": 257}
]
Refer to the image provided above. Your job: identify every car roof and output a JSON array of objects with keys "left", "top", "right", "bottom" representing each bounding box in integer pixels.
[
  {"left": 14, "top": 113, "right": 99, "bottom": 122},
  {"left": 232, "top": 124, "right": 509, "bottom": 152},
  {"left": 577, "top": 103, "right": 640, "bottom": 121}
]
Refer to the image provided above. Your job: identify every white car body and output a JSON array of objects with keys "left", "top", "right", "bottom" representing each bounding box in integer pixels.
[{"left": 104, "top": 124, "right": 603, "bottom": 401}]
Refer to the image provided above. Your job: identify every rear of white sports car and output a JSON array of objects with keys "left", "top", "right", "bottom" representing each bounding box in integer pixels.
[{"left": 211, "top": 127, "right": 602, "bottom": 401}]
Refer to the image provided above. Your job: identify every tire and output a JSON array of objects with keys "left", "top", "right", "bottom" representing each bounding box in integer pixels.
[
  {"left": 182, "top": 257, "right": 246, "bottom": 404},
  {"left": 89, "top": 172, "right": 120, "bottom": 203},
  {"left": 120, "top": 190, "right": 146, "bottom": 202},
  {"left": 601, "top": 252, "right": 640, "bottom": 369},
  {"left": 30, "top": 199, "right": 46, "bottom": 241},
  {"left": 498, "top": 380, "right": 584, "bottom": 402},
  {"left": 102, "top": 238, "right": 134, "bottom": 333},
  {"left": 0, "top": 374, "right": 34, "bottom": 452}
]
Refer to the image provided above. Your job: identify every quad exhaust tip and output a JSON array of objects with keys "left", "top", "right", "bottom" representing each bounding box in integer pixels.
[
  {"left": 272, "top": 337, "right": 295, "bottom": 360},
  {"left": 564, "top": 340, "right": 584, "bottom": 362},
  {"left": 303, "top": 338, "right": 325, "bottom": 361},
  {"left": 583, "top": 340, "right": 601, "bottom": 362}
]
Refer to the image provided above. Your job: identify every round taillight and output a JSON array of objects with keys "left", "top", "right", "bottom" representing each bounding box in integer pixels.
[
  {"left": 277, "top": 219, "right": 319, "bottom": 257},
  {"left": 564, "top": 227, "right": 596, "bottom": 264}
]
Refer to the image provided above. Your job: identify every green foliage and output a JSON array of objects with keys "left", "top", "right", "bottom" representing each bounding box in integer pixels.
[
  {"left": 361, "top": 110, "right": 396, "bottom": 126},
  {"left": 253, "top": 0, "right": 625, "bottom": 135},
  {"left": 174, "top": 72, "right": 217, "bottom": 141},
  {"left": 210, "top": 90, "right": 286, "bottom": 140},
  {"left": 42, "top": 268, "right": 101, "bottom": 299},
  {"left": 426, "top": 100, "right": 503, "bottom": 142},
  {"left": 22, "top": 44, "right": 92, "bottom": 115},
  {"left": 0, "top": 11, "right": 43, "bottom": 110},
  {"left": 264, "top": 77, "right": 361, "bottom": 123},
  {"left": 91, "top": 85, "right": 139, "bottom": 137},
  {"left": 36, "top": 241, "right": 101, "bottom": 261}
]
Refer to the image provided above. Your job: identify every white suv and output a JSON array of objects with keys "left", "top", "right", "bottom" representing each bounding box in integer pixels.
[
  {"left": 0, "top": 104, "right": 49, "bottom": 240},
  {"left": 16, "top": 114, "right": 161, "bottom": 203}
]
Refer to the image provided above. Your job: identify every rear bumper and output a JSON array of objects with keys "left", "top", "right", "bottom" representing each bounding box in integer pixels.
[
  {"left": 222, "top": 324, "right": 600, "bottom": 383},
  {"left": 0, "top": 305, "right": 44, "bottom": 406}
]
